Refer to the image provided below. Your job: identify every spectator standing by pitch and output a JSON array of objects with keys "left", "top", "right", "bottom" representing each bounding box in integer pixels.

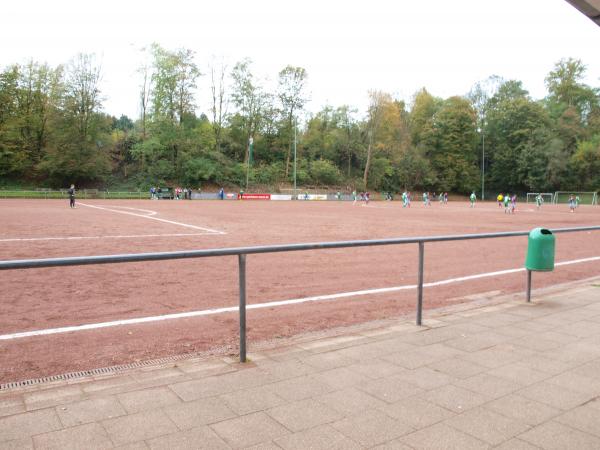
[
  {"left": 470, "top": 191, "right": 476, "bottom": 208},
  {"left": 68, "top": 184, "right": 76, "bottom": 208}
]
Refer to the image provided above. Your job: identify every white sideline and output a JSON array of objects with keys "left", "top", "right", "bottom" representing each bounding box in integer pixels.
[
  {"left": 1, "top": 255, "right": 599, "bottom": 341},
  {"left": 78, "top": 202, "right": 226, "bottom": 234},
  {"left": 0, "top": 233, "right": 219, "bottom": 242}
]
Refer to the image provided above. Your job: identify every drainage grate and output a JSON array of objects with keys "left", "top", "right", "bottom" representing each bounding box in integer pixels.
[{"left": 0, "top": 348, "right": 234, "bottom": 391}]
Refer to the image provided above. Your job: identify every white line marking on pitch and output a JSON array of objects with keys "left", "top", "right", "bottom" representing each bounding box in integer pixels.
[
  {"left": 78, "top": 202, "right": 226, "bottom": 234},
  {"left": 1, "top": 255, "right": 598, "bottom": 341},
  {"left": 0, "top": 233, "right": 218, "bottom": 242}
]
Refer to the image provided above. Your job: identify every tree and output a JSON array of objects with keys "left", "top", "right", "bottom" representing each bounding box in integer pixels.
[
  {"left": 545, "top": 58, "right": 599, "bottom": 123},
  {"left": 277, "top": 66, "right": 308, "bottom": 177},
  {"left": 230, "top": 59, "right": 268, "bottom": 165},
  {"left": 424, "top": 96, "right": 479, "bottom": 193},
  {"left": 363, "top": 90, "right": 387, "bottom": 187},
  {"left": 38, "top": 54, "right": 110, "bottom": 185},
  {"left": 209, "top": 57, "right": 228, "bottom": 153}
]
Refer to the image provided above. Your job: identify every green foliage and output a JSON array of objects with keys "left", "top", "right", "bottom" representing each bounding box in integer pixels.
[
  {"left": 0, "top": 51, "right": 599, "bottom": 194},
  {"left": 310, "top": 159, "right": 341, "bottom": 185}
]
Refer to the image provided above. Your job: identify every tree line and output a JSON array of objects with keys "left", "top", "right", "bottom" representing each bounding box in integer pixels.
[{"left": 1, "top": 44, "right": 599, "bottom": 195}]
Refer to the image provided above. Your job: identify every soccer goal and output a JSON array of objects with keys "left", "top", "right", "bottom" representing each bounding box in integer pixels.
[
  {"left": 553, "top": 191, "right": 598, "bottom": 205},
  {"left": 526, "top": 193, "right": 554, "bottom": 204}
]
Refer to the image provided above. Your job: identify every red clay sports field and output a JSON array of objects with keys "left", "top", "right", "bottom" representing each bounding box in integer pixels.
[{"left": 0, "top": 198, "right": 599, "bottom": 383}]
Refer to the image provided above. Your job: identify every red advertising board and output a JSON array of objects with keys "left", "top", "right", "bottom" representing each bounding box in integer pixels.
[{"left": 241, "top": 193, "right": 271, "bottom": 200}]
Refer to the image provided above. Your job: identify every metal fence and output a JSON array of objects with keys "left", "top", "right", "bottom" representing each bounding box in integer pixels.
[
  {"left": 0, "top": 190, "right": 148, "bottom": 200},
  {"left": 1, "top": 226, "right": 599, "bottom": 362}
]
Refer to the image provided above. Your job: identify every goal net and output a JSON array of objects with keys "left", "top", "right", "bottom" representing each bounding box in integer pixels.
[
  {"left": 526, "top": 193, "right": 553, "bottom": 204},
  {"left": 553, "top": 191, "right": 598, "bottom": 205}
]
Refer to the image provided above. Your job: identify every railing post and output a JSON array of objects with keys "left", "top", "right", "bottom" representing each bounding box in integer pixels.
[
  {"left": 526, "top": 269, "right": 532, "bottom": 302},
  {"left": 416, "top": 241, "right": 425, "bottom": 326},
  {"left": 238, "top": 254, "right": 247, "bottom": 362}
]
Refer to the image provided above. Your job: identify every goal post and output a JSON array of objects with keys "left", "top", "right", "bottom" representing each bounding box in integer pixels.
[
  {"left": 553, "top": 191, "right": 598, "bottom": 205},
  {"left": 526, "top": 193, "right": 553, "bottom": 204}
]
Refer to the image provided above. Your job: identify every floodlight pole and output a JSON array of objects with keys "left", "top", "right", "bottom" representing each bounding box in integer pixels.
[
  {"left": 480, "top": 120, "right": 485, "bottom": 201},
  {"left": 482, "top": 131, "right": 485, "bottom": 201},
  {"left": 293, "top": 116, "right": 297, "bottom": 197}
]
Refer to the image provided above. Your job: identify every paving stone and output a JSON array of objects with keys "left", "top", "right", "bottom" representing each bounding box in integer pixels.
[
  {"left": 545, "top": 371, "right": 600, "bottom": 395},
  {"left": 210, "top": 411, "right": 290, "bottom": 448},
  {"left": 381, "top": 397, "right": 455, "bottom": 430},
  {"left": 556, "top": 321, "right": 600, "bottom": 338},
  {"left": 399, "top": 422, "right": 489, "bottom": 449},
  {"left": 23, "top": 385, "right": 85, "bottom": 411},
  {"left": 256, "top": 359, "right": 316, "bottom": 380},
  {"left": 357, "top": 374, "right": 424, "bottom": 403},
  {"left": 274, "top": 424, "right": 361, "bottom": 450},
  {"left": 215, "top": 367, "right": 279, "bottom": 391},
  {"left": 423, "top": 384, "right": 490, "bottom": 413},
  {"left": 454, "top": 373, "right": 522, "bottom": 398},
  {"left": 426, "top": 358, "right": 487, "bottom": 379},
  {"left": 569, "top": 359, "right": 600, "bottom": 379},
  {"left": 32, "top": 422, "right": 112, "bottom": 450},
  {"left": 370, "top": 440, "right": 413, "bottom": 450},
  {"left": 163, "top": 396, "right": 237, "bottom": 430},
  {"left": 299, "top": 352, "right": 357, "bottom": 371},
  {"left": 0, "top": 396, "right": 25, "bottom": 418},
  {"left": 554, "top": 403, "right": 600, "bottom": 438},
  {"left": 344, "top": 358, "right": 406, "bottom": 380},
  {"left": 493, "top": 324, "right": 535, "bottom": 338},
  {"left": 268, "top": 375, "right": 333, "bottom": 402},
  {"left": 114, "top": 442, "right": 149, "bottom": 450},
  {"left": 312, "top": 366, "right": 371, "bottom": 390},
  {"left": 381, "top": 344, "right": 465, "bottom": 370},
  {"left": 484, "top": 393, "right": 560, "bottom": 426},
  {"left": 515, "top": 354, "right": 578, "bottom": 375},
  {"left": 519, "top": 420, "right": 600, "bottom": 449},
  {"left": 102, "top": 409, "right": 178, "bottom": 446},
  {"left": 470, "top": 313, "right": 524, "bottom": 328},
  {"left": 316, "top": 387, "right": 387, "bottom": 416},
  {"left": 130, "top": 367, "right": 188, "bottom": 384},
  {"left": 220, "top": 385, "right": 285, "bottom": 415},
  {"left": 546, "top": 341, "right": 600, "bottom": 365},
  {"left": 0, "top": 438, "right": 34, "bottom": 449},
  {"left": 534, "top": 330, "right": 581, "bottom": 344},
  {"left": 493, "top": 438, "right": 543, "bottom": 450},
  {"left": 0, "top": 408, "right": 61, "bottom": 442},
  {"left": 243, "top": 442, "right": 284, "bottom": 450},
  {"left": 509, "top": 336, "right": 566, "bottom": 352},
  {"left": 146, "top": 426, "right": 230, "bottom": 449},
  {"left": 267, "top": 398, "right": 342, "bottom": 432},
  {"left": 457, "top": 344, "right": 534, "bottom": 369},
  {"left": 117, "top": 386, "right": 181, "bottom": 413},
  {"left": 168, "top": 376, "right": 235, "bottom": 401},
  {"left": 297, "top": 335, "right": 366, "bottom": 352},
  {"left": 393, "top": 367, "right": 454, "bottom": 390},
  {"left": 56, "top": 395, "right": 126, "bottom": 427},
  {"left": 444, "top": 406, "right": 530, "bottom": 446},
  {"left": 358, "top": 339, "right": 417, "bottom": 357},
  {"left": 518, "top": 381, "right": 594, "bottom": 410},
  {"left": 485, "top": 362, "right": 551, "bottom": 386},
  {"left": 331, "top": 409, "right": 413, "bottom": 447},
  {"left": 81, "top": 375, "right": 139, "bottom": 396},
  {"left": 444, "top": 331, "right": 511, "bottom": 352},
  {"left": 176, "top": 360, "right": 236, "bottom": 378}
]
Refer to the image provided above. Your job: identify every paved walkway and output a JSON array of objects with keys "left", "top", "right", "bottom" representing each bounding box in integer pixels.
[{"left": 1, "top": 278, "right": 600, "bottom": 449}]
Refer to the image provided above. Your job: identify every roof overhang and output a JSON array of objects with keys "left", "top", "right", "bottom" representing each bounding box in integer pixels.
[{"left": 565, "top": 0, "right": 600, "bottom": 26}]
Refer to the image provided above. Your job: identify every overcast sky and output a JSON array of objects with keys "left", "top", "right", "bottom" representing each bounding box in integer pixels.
[{"left": 2, "top": 0, "right": 599, "bottom": 120}]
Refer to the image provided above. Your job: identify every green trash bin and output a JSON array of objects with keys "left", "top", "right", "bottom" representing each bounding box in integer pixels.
[{"left": 525, "top": 228, "right": 555, "bottom": 271}]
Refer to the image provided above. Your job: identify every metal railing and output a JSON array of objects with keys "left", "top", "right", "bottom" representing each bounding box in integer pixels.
[
  {"left": 0, "top": 190, "right": 147, "bottom": 200},
  {"left": 1, "top": 226, "right": 599, "bottom": 362}
]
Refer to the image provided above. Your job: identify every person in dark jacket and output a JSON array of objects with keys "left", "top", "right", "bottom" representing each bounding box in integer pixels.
[{"left": 68, "top": 184, "right": 76, "bottom": 208}]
